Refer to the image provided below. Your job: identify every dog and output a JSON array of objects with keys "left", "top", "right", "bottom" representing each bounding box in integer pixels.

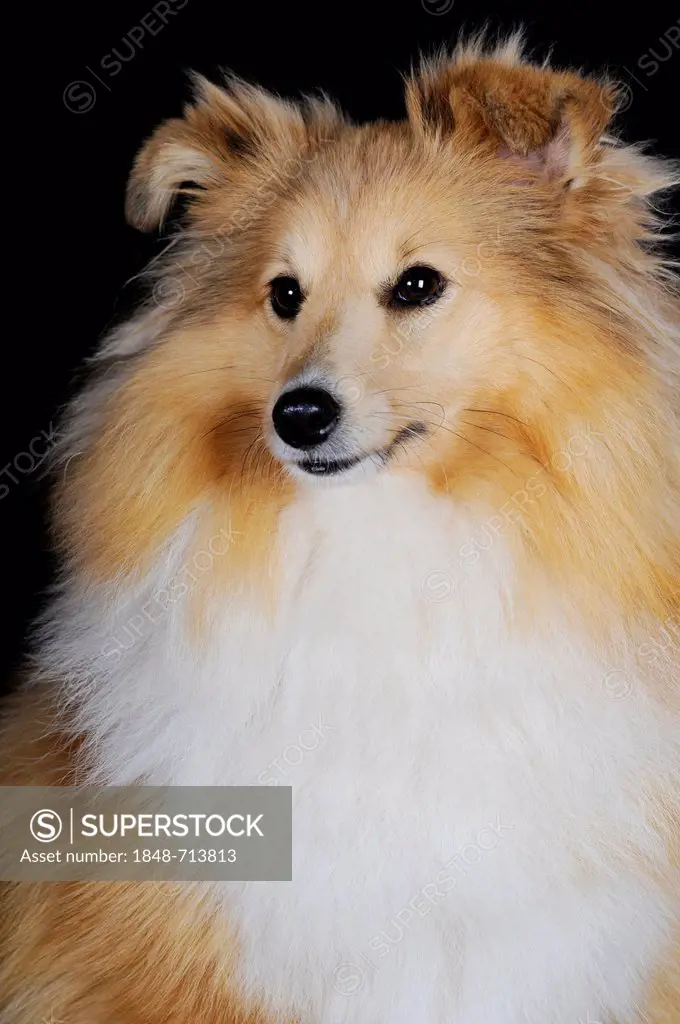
[{"left": 1, "top": 34, "right": 678, "bottom": 1024}]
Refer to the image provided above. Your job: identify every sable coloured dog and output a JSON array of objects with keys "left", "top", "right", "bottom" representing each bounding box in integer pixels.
[{"left": 1, "top": 34, "right": 679, "bottom": 1024}]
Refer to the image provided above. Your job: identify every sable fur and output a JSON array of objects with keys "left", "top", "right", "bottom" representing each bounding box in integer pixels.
[{"left": 1, "top": 34, "right": 679, "bottom": 1024}]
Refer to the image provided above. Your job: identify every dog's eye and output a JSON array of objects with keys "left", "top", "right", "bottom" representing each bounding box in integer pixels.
[
  {"left": 270, "top": 276, "right": 304, "bottom": 319},
  {"left": 392, "top": 266, "right": 444, "bottom": 308}
]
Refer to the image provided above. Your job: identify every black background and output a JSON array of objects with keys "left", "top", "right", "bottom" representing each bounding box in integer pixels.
[{"left": 3, "top": 0, "right": 679, "bottom": 692}]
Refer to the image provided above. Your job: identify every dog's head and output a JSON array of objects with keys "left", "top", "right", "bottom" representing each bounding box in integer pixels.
[{"left": 58, "top": 37, "right": 679, "bottom": 623}]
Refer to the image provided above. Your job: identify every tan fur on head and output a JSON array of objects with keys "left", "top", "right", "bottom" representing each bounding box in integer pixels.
[
  {"left": 54, "top": 37, "right": 680, "bottom": 640},
  {"left": 406, "top": 35, "right": 614, "bottom": 171},
  {"left": 126, "top": 74, "right": 344, "bottom": 230}
]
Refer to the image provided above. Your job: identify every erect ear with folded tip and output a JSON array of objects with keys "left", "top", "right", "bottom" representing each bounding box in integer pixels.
[
  {"left": 125, "top": 74, "right": 342, "bottom": 231},
  {"left": 405, "top": 48, "right": 618, "bottom": 189}
]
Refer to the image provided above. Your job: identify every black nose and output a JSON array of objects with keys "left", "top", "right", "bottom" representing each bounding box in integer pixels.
[{"left": 272, "top": 386, "right": 341, "bottom": 449}]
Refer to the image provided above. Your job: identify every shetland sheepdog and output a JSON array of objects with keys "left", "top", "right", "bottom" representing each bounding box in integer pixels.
[{"left": 1, "top": 34, "right": 679, "bottom": 1024}]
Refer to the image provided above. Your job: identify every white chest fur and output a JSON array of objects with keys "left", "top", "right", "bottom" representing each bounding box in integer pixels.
[{"left": 55, "top": 474, "right": 677, "bottom": 1024}]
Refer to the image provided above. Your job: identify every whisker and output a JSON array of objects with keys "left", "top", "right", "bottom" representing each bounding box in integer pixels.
[
  {"left": 369, "top": 411, "right": 519, "bottom": 470},
  {"left": 174, "top": 367, "right": 277, "bottom": 383},
  {"left": 459, "top": 420, "right": 516, "bottom": 444},
  {"left": 239, "top": 435, "right": 262, "bottom": 491},
  {"left": 202, "top": 410, "right": 262, "bottom": 440},
  {"left": 463, "top": 407, "right": 529, "bottom": 428},
  {"left": 517, "top": 355, "right": 571, "bottom": 389},
  {"left": 446, "top": 429, "right": 524, "bottom": 478}
]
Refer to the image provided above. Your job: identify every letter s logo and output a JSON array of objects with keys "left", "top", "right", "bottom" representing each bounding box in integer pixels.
[{"left": 30, "top": 809, "right": 63, "bottom": 843}]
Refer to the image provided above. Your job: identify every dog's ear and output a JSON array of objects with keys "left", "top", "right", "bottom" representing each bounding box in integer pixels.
[
  {"left": 405, "top": 41, "right": 616, "bottom": 187},
  {"left": 126, "top": 75, "right": 340, "bottom": 231}
]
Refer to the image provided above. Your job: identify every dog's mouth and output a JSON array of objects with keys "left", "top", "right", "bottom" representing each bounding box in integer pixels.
[{"left": 297, "top": 422, "right": 427, "bottom": 477}]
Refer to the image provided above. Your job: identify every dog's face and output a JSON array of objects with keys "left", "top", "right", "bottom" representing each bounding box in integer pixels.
[
  {"left": 225, "top": 132, "right": 513, "bottom": 483},
  {"left": 62, "top": 41, "right": 671, "bottom": 587},
  {"left": 127, "top": 98, "right": 534, "bottom": 490}
]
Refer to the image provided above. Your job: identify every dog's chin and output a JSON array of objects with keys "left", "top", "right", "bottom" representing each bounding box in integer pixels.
[{"left": 275, "top": 422, "right": 428, "bottom": 481}]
